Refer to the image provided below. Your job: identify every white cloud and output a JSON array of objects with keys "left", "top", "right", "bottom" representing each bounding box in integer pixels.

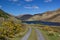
[
  {"left": 44, "top": 0, "right": 52, "bottom": 2},
  {"left": 25, "top": 0, "right": 33, "bottom": 2},
  {"left": 32, "top": 6, "right": 39, "bottom": 9},
  {"left": 24, "top": 5, "right": 39, "bottom": 9}
]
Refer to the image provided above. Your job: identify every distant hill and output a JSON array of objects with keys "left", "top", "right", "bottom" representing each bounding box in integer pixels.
[
  {"left": 0, "top": 9, "right": 12, "bottom": 18},
  {"left": 27, "top": 9, "right": 60, "bottom": 22},
  {"left": 0, "top": 9, "right": 21, "bottom": 23},
  {"left": 16, "top": 14, "right": 33, "bottom": 21},
  {"left": 17, "top": 9, "right": 60, "bottom": 22},
  {"left": 1, "top": 8, "right": 60, "bottom": 22}
]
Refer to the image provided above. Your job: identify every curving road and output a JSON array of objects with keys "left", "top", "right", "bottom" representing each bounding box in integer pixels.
[
  {"left": 35, "top": 29, "right": 45, "bottom": 40},
  {"left": 21, "top": 27, "right": 45, "bottom": 40},
  {"left": 21, "top": 27, "right": 32, "bottom": 40}
]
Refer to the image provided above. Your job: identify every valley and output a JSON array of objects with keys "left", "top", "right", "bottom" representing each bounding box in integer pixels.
[{"left": 0, "top": 9, "right": 60, "bottom": 40}]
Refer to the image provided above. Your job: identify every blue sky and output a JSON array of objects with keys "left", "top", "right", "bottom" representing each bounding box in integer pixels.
[{"left": 0, "top": 0, "right": 60, "bottom": 16}]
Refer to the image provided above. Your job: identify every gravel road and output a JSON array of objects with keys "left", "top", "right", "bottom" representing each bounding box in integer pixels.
[
  {"left": 21, "top": 27, "right": 45, "bottom": 40},
  {"left": 21, "top": 27, "right": 32, "bottom": 40},
  {"left": 35, "top": 29, "right": 45, "bottom": 40}
]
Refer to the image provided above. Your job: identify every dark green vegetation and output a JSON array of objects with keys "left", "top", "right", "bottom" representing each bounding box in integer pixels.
[{"left": 0, "top": 9, "right": 11, "bottom": 18}]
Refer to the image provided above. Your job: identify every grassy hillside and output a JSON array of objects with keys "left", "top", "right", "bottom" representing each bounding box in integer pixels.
[
  {"left": 27, "top": 9, "right": 60, "bottom": 22},
  {"left": 16, "top": 14, "right": 33, "bottom": 21},
  {"left": 0, "top": 9, "right": 11, "bottom": 18},
  {"left": 33, "top": 24, "right": 60, "bottom": 40},
  {"left": 0, "top": 9, "right": 27, "bottom": 40}
]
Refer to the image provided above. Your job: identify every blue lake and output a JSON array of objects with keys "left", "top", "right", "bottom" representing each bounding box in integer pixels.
[{"left": 22, "top": 21, "right": 60, "bottom": 26}]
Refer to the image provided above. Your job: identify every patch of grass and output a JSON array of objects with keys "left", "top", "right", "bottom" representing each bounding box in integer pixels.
[
  {"left": 10, "top": 27, "right": 29, "bottom": 40},
  {"left": 10, "top": 37, "right": 21, "bottom": 40},
  {"left": 39, "top": 29, "right": 60, "bottom": 40},
  {"left": 28, "top": 28, "right": 37, "bottom": 40}
]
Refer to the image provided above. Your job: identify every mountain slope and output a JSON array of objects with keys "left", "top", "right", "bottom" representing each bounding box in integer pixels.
[
  {"left": 0, "top": 9, "right": 11, "bottom": 18},
  {"left": 27, "top": 9, "right": 60, "bottom": 22},
  {"left": 0, "top": 9, "right": 21, "bottom": 23},
  {"left": 17, "top": 14, "right": 33, "bottom": 21},
  {"left": 0, "top": 9, "right": 26, "bottom": 40}
]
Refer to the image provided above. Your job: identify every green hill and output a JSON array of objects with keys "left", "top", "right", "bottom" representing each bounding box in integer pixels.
[{"left": 0, "top": 9, "right": 11, "bottom": 18}]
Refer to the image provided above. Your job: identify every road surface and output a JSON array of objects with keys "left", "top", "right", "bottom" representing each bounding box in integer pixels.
[
  {"left": 21, "top": 27, "right": 45, "bottom": 40},
  {"left": 21, "top": 27, "right": 32, "bottom": 40},
  {"left": 35, "top": 29, "right": 45, "bottom": 40}
]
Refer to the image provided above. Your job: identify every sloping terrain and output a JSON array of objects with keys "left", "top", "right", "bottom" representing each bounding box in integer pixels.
[
  {"left": 0, "top": 9, "right": 26, "bottom": 40},
  {"left": 0, "top": 9, "right": 21, "bottom": 23},
  {"left": 0, "top": 9, "right": 11, "bottom": 18},
  {"left": 27, "top": 9, "right": 60, "bottom": 22},
  {"left": 16, "top": 14, "right": 33, "bottom": 21}
]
